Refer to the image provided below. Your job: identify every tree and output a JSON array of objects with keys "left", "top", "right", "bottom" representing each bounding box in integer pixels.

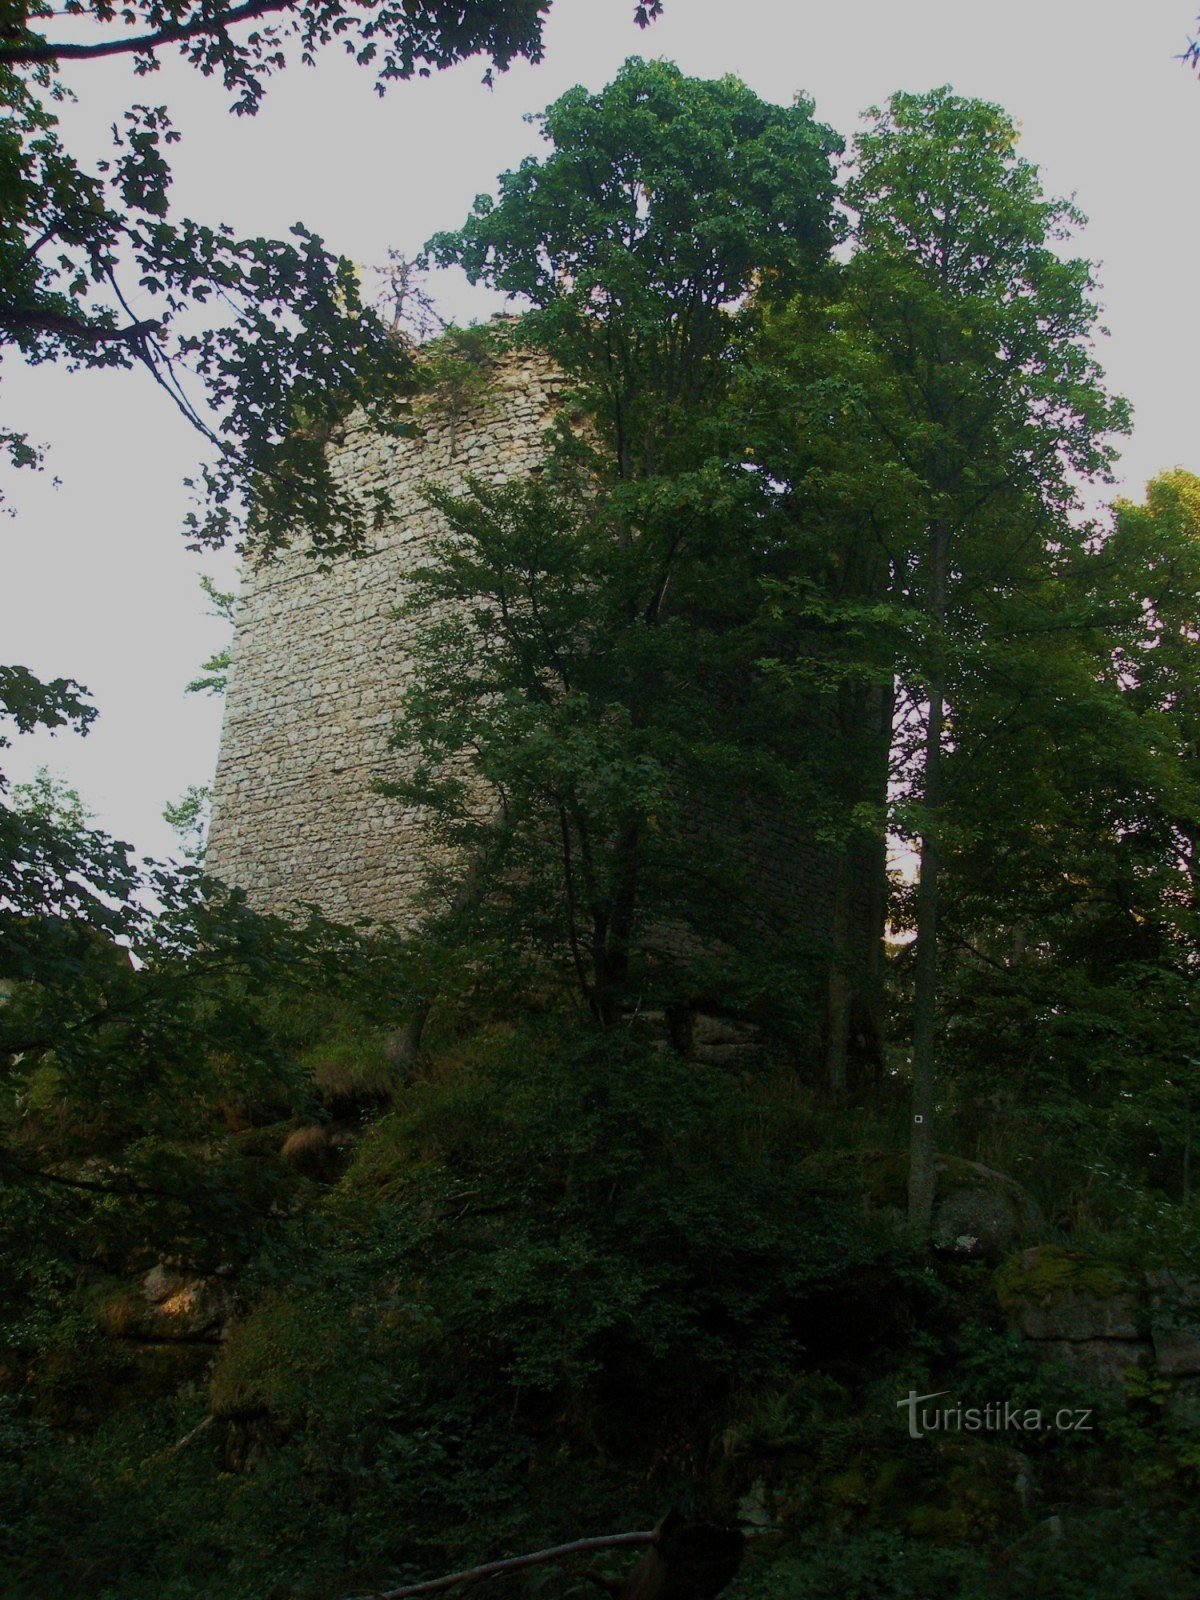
[
  {"left": 403, "top": 60, "right": 844, "bottom": 1033},
  {"left": 1105, "top": 470, "right": 1200, "bottom": 937},
  {"left": 726, "top": 290, "right": 910, "bottom": 1094},
  {"left": 909, "top": 472, "right": 1200, "bottom": 1215},
  {"left": 0, "top": 3, "right": 663, "bottom": 555},
  {"left": 425, "top": 55, "right": 839, "bottom": 482},
  {"left": 839, "top": 89, "right": 1127, "bottom": 1228}
]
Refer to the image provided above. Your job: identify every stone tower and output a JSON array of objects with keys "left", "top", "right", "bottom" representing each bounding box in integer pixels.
[
  {"left": 207, "top": 339, "right": 886, "bottom": 1076},
  {"left": 207, "top": 344, "right": 566, "bottom": 926}
]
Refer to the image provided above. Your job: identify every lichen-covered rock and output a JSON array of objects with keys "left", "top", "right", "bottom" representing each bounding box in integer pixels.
[
  {"left": 995, "top": 1247, "right": 1141, "bottom": 1342},
  {"left": 933, "top": 1158, "right": 1043, "bottom": 1260},
  {"left": 1145, "top": 1269, "right": 1200, "bottom": 1377},
  {"left": 933, "top": 1189, "right": 1021, "bottom": 1260},
  {"left": 140, "top": 1266, "right": 232, "bottom": 1340}
]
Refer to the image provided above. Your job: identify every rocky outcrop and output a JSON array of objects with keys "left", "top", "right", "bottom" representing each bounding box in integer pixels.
[
  {"left": 994, "top": 1246, "right": 1200, "bottom": 1400},
  {"left": 140, "top": 1264, "right": 233, "bottom": 1341},
  {"left": 1145, "top": 1268, "right": 1200, "bottom": 1378}
]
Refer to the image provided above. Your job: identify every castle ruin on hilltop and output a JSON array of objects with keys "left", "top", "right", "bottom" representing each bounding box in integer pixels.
[{"left": 206, "top": 339, "right": 886, "bottom": 1074}]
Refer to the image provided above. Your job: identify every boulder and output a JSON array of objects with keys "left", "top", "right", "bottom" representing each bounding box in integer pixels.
[
  {"left": 932, "top": 1158, "right": 1043, "bottom": 1259},
  {"left": 690, "top": 1012, "right": 762, "bottom": 1067},
  {"left": 141, "top": 1266, "right": 232, "bottom": 1340},
  {"left": 933, "top": 1189, "right": 1022, "bottom": 1260}
]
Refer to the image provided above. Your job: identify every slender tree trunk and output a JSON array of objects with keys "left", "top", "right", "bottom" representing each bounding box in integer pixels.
[
  {"left": 908, "top": 519, "right": 950, "bottom": 1234},
  {"left": 384, "top": 806, "right": 510, "bottom": 1074},
  {"left": 1183, "top": 1090, "right": 1193, "bottom": 1206},
  {"left": 860, "top": 674, "right": 896, "bottom": 1080},
  {"left": 824, "top": 845, "right": 853, "bottom": 1097},
  {"left": 907, "top": 684, "right": 944, "bottom": 1231},
  {"left": 595, "top": 813, "right": 641, "bottom": 1026},
  {"left": 825, "top": 672, "right": 893, "bottom": 1096}
]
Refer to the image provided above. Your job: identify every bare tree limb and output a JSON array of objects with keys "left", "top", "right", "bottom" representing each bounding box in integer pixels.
[
  {"left": 0, "top": 306, "right": 161, "bottom": 345},
  {"left": 345, "top": 1532, "right": 656, "bottom": 1600}
]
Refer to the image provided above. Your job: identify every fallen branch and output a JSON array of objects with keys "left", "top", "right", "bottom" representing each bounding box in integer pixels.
[
  {"left": 345, "top": 1533, "right": 656, "bottom": 1600},
  {"left": 168, "top": 1413, "right": 215, "bottom": 1457},
  {"left": 342, "top": 1512, "right": 744, "bottom": 1600}
]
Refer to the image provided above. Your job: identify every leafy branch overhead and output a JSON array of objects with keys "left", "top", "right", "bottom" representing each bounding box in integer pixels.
[
  {"left": 0, "top": 2, "right": 663, "bottom": 557},
  {"left": 0, "top": 2, "right": 662, "bottom": 102}
]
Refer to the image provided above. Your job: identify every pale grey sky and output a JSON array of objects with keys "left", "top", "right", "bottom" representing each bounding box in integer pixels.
[{"left": 3, "top": 0, "right": 1197, "bottom": 860}]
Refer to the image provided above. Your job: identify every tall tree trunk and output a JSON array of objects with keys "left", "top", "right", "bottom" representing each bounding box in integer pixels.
[
  {"left": 907, "top": 684, "right": 944, "bottom": 1231},
  {"left": 595, "top": 813, "right": 641, "bottom": 1026},
  {"left": 823, "top": 845, "right": 853, "bottom": 1097},
  {"left": 825, "top": 672, "right": 893, "bottom": 1096},
  {"left": 824, "top": 677, "right": 861, "bottom": 1097},
  {"left": 384, "top": 806, "right": 510, "bottom": 1075},
  {"left": 908, "top": 519, "right": 950, "bottom": 1233}
]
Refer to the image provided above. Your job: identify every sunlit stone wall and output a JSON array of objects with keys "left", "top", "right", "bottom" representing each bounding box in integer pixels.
[{"left": 206, "top": 343, "right": 566, "bottom": 927}]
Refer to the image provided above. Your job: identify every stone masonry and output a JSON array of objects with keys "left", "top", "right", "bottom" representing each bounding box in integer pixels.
[{"left": 207, "top": 342, "right": 566, "bottom": 926}]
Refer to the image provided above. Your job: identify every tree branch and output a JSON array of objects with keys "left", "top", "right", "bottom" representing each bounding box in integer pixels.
[
  {"left": 0, "top": 1147, "right": 170, "bottom": 1199},
  {"left": 0, "top": 306, "right": 161, "bottom": 345},
  {"left": 345, "top": 1531, "right": 657, "bottom": 1600},
  {"left": 0, "top": 0, "right": 297, "bottom": 66}
]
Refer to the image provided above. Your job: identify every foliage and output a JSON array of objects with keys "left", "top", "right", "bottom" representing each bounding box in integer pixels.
[
  {"left": 0, "top": 667, "right": 137, "bottom": 961},
  {"left": 0, "top": 2, "right": 663, "bottom": 551},
  {"left": 2, "top": 1017, "right": 937, "bottom": 1598},
  {"left": 163, "top": 781, "right": 211, "bottom": 863},
  {"left": 9, "top": 764, "right": 92, "bottom": 830},
  {"left": 835, "top": 87, "right": 1128, "bottom": 1222},
  {"left": 426, "top": 56, "right": 840, "bottom": 480},
  {"left": 389, "top": 462, "right": 835, "bottom": 1030},
  {"left": 0, "top": 64, "right": 413, "bottom": 554},
  {"left": 0, "top": 0, "right": 620, "bottom": 102},
  {"left": 923, "top": 472, "right": 1200, "bottom": 1221},
  {"left": 185, "top": 575, "right": 237, "bottom": 696},
  {"left": 0, "top": 673, "right": 414, "bottom": 1451},
  {"left": 402, "top": 62, "right": 847, "bottom": 1031}
]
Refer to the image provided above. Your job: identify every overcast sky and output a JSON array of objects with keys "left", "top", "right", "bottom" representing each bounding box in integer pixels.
[{"left": 3, "top": 0, "right": 1197, "bottom": 862}]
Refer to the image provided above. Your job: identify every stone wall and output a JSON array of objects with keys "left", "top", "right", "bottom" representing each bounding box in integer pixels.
[{"left": 206, "top": 342, "right": 567, "bottom": 927}]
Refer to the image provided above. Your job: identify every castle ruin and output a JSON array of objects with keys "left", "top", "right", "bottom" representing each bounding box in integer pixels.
[
  {"left": 207, "top": 346, "right": 567, "bottom": 926},
  {"left": 207, "top": 341, "right": 885, "bottom": 1072}
]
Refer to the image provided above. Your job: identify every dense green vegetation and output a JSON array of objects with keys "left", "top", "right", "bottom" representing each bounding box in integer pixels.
[{"left": 5, "top": 51, "right": 1200, "bottom": 1600}]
